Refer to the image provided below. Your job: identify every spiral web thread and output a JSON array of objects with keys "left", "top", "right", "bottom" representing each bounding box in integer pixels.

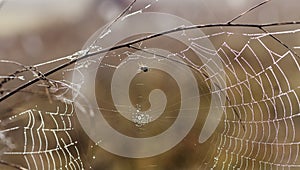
[
  {"left": 201, "top": 29, "right": 300, "bottom": 169},
  {"left": 121, "top": 29, "right": 300, "bottom": 170},
  {"left": 0, "top": 0, "right": 299, "bottom": 169},
  {"left": 2, "top": 101, "right": 83, "bottom": 170},
  {"left": 69, "top": 26, "right": 300, "bottom": 169}
]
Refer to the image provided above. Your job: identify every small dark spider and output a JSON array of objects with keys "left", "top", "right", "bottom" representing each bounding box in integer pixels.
[{"left": 140, "top": 66, "right": 149, "bottom": 72}]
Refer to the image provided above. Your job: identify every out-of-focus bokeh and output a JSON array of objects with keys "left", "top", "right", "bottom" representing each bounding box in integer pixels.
[
  {"left": 1, "top": 0, "right": 299, "bottom": 69},
  {"left": 0, "top": 0, "right": 300, "bottom": 169}
]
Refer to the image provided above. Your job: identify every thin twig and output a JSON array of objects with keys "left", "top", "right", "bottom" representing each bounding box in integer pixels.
[
  {"left": 0, "top": 160, "right": 28, "bottom": 170},
  {"left": 259, "top": 26, "right": 300, "bottom": 60},
  {"left": 0, "top": 69, "right": 27, "bottom": 88},
  {"left": 103, "top": 0, "right": 137, "bottom": 33},
  {"left": 84, "top": 0, "right": 137, "bottom": 55},
  {"left": 227, "top": 0, "right": 271, "bottom": 24},
  {"left": 0, "top": 60, "right": 52, "bottom": 88},
  {"left": 0, "top": 0, "right": 138, "bottom": 98},
  {"left": 0, "top": 21, "right": 299, "bottom": 102}
]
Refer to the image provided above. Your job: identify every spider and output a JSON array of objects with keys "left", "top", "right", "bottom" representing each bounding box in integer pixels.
[{"left": 138, "top": 63, "right": 149, "bottom": 73}]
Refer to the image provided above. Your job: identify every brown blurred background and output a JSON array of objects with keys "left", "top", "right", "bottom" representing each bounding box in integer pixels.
[{"left": 0, "top": 0, "right": 300, "bottom": 169}]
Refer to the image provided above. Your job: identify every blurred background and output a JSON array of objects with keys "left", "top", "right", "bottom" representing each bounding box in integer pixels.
[
  {"left": 0, "top": 0, "right": 299, "bottom": 81},
  {"left": 0, "top": 0, "right": 300, "bottom": 169},
  {"left": 0, "top": 0, "right": 299, "bottom": 71}
]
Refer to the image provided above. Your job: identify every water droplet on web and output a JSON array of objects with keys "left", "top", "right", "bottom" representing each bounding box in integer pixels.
[{"left": 132, "top": 107, "right": 152, "bottom": 127}]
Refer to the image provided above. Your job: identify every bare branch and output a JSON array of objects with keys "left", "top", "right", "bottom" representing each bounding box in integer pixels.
[
  {"left": 0, "top": 20, "right": 299, "bottom": 102},
  {"left": 259, "top": 26, "right": 300, "bottom": 60},
  {"left": 85, "top": 0, "right": 137, "bottom": 55},
  {"left": 227, "top": 0, "right": 271, "bottom": 24}
]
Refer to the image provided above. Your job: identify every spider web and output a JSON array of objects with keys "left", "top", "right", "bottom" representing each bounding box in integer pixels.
[
  {"left": 68, "top": 26, "right": 300, "bottom": 169},
  {"left": 0, "top": 101, "right": 83, "bottom": 170},
  {"left": 0, "top": 0, "right": 300, "bottom": 169},
  {"left": 200, "top": 29, "right": 300, "bottom": 169}
]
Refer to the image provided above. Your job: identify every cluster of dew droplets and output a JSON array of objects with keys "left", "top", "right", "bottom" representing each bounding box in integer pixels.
[{"left": 131, "top": 104, "right": 152, "bottom": 127}]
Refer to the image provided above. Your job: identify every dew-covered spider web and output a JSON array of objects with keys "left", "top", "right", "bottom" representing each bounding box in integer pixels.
[
  {"left": 0, "top": 0, "right": 300, "bottom": 169},
  {"left": 0, "top": 101, "right": 83, "bottom": 169},
  {"left": 198, "top": 29, "right": 300, "bottom": 169}
]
